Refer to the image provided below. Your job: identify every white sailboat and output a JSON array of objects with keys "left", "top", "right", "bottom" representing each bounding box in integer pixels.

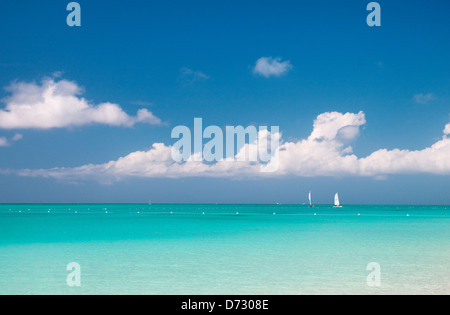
[
  {"left": 309, "top": 191, "right": 312, "bottom": 207},
  {"left": 334, "top": 193, "right": 342, "bottom": 208}
]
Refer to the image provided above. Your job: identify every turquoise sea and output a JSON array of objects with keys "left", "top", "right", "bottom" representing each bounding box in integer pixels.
[{"left": 0, "top": 204, "right": 449, "bottom": 295}]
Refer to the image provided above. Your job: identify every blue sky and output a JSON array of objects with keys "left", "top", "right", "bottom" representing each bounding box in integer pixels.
[{"left": 0, "top": 0, "right": 449, "bottom": 204}]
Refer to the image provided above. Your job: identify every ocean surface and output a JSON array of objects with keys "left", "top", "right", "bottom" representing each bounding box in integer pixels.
[{"left": 0, "top": 204, "right": 449, "bottom": 295}]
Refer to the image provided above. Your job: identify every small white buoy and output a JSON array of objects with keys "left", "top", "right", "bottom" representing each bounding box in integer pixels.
[
  {"left": 236, "top": 212, "right": 239, "bottom": 215},
  {"left": 407, "top": 214, "right": 409, "bottom": 217},
  {"left": 314, "top": 213, "right": 317, "bottom": 216}
]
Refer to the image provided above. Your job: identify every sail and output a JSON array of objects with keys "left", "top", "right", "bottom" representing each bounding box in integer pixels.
[
  {"left": 334, "top": 193, "right": 340, "bottom": 207},
  {"left": 309, "top": 191, "right": 312, "bottom": 207}
]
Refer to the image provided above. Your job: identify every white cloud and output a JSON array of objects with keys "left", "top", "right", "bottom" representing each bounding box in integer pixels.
[
  {"left": 0, "top": 133, "right": 23, "bottom": 147},
  {"left": 444, "top": 123, "right": 450, "bottom": 135},
  {"left": 0, "top": 78, "right": 162, "bottom": 130},
  {"left": 276, "top": 112, "right": 450, "bottom": 177},
  {"left": 14, "top": 111, "right": 450, "bottom": 181},
  {"left": 253, "top": 57, "right": 292, "bottom": 78},
  {"left": 309, "top": 111, "right": 365, "bottom": 141},
  {"left": 0, "top": 137, "right": 9, "bottom": 147},
  {"left": 357, "top": 140, "right": 450, "bottom": 176},
  {"left": 413, "top": 93, "right": 436, "bottom": 104}
]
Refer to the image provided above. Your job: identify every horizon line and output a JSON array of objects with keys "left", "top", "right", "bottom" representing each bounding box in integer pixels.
[{"left": 0, "top": 203, "right": 449, "bottom": 206}]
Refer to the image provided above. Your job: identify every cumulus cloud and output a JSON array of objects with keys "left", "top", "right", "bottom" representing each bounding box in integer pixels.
[
  {"left": 0, "top": 78, "right": 162, "bottom": 130},
  {"left": 277, "top": 112, "right": 450, "bottom": 177},
  {"left": 12, "top": 111, "right": 450, "bottom": 181},
  {"left": 444, "top": 123, "right": 450, "bottom": 135},
  {"left": 17, "top": 139, "right": 270, "bottom": 181},
  {"left": 413, "top": 93, "right": 436, "bottom": 104},
  {"left": 253, "top": 57, "right": 292, "bottom": 78},
  {"left": 309, "top": 111, "right": 365, "bottom": 141}
]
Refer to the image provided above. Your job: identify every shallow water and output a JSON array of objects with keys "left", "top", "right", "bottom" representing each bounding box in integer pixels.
[{"left": 0, "top": 204, "right": 449, "bottom": 294}]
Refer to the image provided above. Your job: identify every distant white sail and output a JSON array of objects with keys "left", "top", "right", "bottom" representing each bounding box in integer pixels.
[
  {"left": 334, "top": 193, "right": 341, "bottom": 207},
  {"left": 309, "top": 191, "right": 312, "bottom": 207}
]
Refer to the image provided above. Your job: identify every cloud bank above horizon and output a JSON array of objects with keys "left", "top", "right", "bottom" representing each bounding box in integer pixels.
[{"left": 13, "top": 111, "right": 450, "bottom": 182}]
